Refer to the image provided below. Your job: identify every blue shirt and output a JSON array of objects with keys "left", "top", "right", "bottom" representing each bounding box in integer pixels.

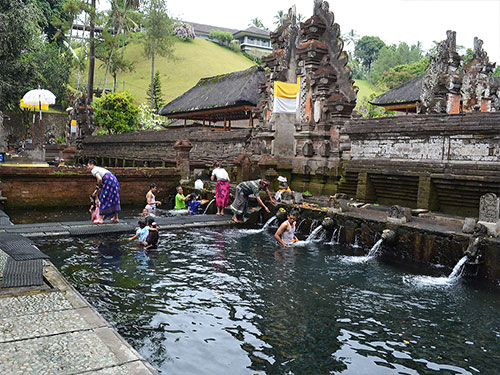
[
  {"left": 136, "top": 226, "right": 149, "bottom": 242},
  {"left": 188, "top": 200, "right": 201, "bottom": 215}
]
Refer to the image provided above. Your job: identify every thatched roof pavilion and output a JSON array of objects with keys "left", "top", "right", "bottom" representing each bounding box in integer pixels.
[
  {"left": 159, "top": 66, "right": 264, "bottom": 129},
  {"left": 369, "top": 75, "right": 424, "bottom": 113}
]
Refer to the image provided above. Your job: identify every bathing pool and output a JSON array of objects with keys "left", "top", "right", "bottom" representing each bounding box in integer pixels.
[{"left": 36, "top": 225, "right": 500, "bottom": 375}]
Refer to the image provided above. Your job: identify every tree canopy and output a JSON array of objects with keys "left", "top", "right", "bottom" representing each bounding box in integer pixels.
[{"left": 354, "top": 36, "right": 385, "bottom": 72}]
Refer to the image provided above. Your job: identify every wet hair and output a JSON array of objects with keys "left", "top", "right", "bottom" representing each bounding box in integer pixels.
[
  {"left": 150, "top": 183, "right": 157, "bottom": 189},
  {"left": 260, "top": 179, "right": 270, "bottom": 188},
  {"left": 88, "top": 159, "right": 97, "bottom": 166},
  {"left": 147, "top": 218, "right": 157, "bottom": 228},
  {"left": 213, "top": 161, "right": 221, "bottom": 168},
  {"left": 288, "top": 210, "right": 298, "bottom": 217},
  {"left": 138, "top": 220, "right": 146, "bottom": 228}
]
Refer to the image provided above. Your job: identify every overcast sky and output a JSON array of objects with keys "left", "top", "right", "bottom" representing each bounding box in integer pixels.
[{"left": 164, "top": 0, "right": 500, "bottom": 64}]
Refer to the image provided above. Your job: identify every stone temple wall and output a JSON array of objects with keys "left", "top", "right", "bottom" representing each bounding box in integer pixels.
[
  {"left": 339, "top": 112, "right": 500, "bottom": 216},
  {"left": 79, "top": 127, "right": 251, "bottom": 169}
]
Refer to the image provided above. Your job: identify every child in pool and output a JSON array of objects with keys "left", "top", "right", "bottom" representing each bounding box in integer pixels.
[
  {"left": 128, "top": 220, "right": 149, "bottom": 244},
  {"left": 144, "top": 218, "right": 159, "bottom": 249},
  {"left": 89, "top": 192, "right": 100, "bottom": 222}
]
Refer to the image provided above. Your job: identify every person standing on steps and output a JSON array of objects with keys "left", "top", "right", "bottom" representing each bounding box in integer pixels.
[
  {"left": 87, "top": 160, "right": 121, "bottom": 223},
  {"left": 211, "top": 161, "right": 230, "bottom": 215},
  {"left": 230, "top": 179, "right": 275, "bottom": 223}
]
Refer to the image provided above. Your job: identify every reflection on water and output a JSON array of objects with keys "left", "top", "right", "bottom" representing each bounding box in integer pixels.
[{"left": 37, "top": 228, "right": 500, "bottom": 375}]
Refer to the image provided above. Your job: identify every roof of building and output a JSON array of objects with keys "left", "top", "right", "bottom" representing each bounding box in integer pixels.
[
  {"left": 185, "top": 21, "right": 238, "bottom": 35},
  {"left": 184, "top": 21, "right": 270, "bottom": 39},
  {"left": 159, "top": 66, "right": 265, "bottom": 121},
  {"left": 234, "top": 26, "right": 271, "bottom": 37},
  {"left": 369, "top": 74, "right": 425, "bottom": 106}
]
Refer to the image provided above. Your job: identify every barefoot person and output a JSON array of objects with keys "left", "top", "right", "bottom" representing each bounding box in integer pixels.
[
  {"left": 87, "top": 160, "right": 121, "bottom": 223},
  {"left": 274, "top": 210, "right": 299, "bottom": 247},
  {"left": 230, "top": 179, "right": 275, "bottom": 223},
  {"left": 211, "top": 161, "right": 230, "bottom": 215},
  {"left": 145, "top": 183, "right": 161, "bottom": 216}
]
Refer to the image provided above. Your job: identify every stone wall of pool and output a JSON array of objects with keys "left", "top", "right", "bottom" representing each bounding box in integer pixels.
[
  {"left": 283, "top": 204, "right": 500, "bottom": 285},
  {"left": 0, "top": 166, "right": 180, "bottom": 209}
]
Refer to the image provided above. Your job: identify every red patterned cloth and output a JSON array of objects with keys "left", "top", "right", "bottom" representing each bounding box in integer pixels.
[{"left": 215, "top": 180, "right": 230, "bottom": 208}]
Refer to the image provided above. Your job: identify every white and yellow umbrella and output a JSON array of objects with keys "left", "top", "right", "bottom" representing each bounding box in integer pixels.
[{"left": 21, "top": 89, "right": 56, "bottom": 153}]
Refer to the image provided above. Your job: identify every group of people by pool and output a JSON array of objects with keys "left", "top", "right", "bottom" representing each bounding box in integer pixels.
[{"left": 87, "top": 159, "right": 299, "bottom": 248}]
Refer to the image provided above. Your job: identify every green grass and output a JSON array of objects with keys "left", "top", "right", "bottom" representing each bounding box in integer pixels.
[
  {"left": 73, "top": 38, "right": 255, "bottom": 104},
  {"left": 354, "top": 79, "right": 382, "bottom": 101}
]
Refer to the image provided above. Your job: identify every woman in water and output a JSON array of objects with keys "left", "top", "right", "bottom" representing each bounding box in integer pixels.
[{"left": 87, "top": 160, "right": 121, "bottom": 223}]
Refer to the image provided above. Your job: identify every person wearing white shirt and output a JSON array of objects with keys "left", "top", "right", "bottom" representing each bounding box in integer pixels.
[{"left": 211, "top": 161, "right": 230, "bottom": 216}]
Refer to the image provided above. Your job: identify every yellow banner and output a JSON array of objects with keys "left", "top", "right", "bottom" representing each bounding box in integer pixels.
[{"left": 273, "top": 77, "right": 300, "bottom": 99}]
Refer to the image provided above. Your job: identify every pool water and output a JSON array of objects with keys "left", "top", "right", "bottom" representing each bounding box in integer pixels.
[{"left": 36, "top": 227, "right": 500, "bottom": 375}]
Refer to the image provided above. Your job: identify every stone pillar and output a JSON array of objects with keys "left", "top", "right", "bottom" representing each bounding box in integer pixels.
[
  {"left": 417, "top": 176, "right": 440, "bottom": 211},
  {"left": 356, "top": 172, "right": 376, "bottom": 203},
  {"left": 233, "top": 153, "right": 252, "bottom": 183},
  {"left": 173, "top": 139, "right": 193, "bottom": 179},
  {"left": 478, "top": 193, "right": 500, "bottom": 237}
]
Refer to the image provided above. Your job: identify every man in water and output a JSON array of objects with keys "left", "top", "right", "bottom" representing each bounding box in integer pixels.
[
  {"left": 174, "top": 186, "right": 189, "bottom": 210},
  {"left": 230, "top": 179, "right": 275, "bottom": 223},
  {"left": 274, "top": 210, "right": 299, "bottom": 247}
]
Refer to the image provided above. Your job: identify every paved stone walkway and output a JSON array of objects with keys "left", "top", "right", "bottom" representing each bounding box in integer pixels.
[
  {"left": 0, "top": 214, "right": 234, "bottom": 238},
  {"left": 0, "top": 261, "right": 158, "bottom": 375}
]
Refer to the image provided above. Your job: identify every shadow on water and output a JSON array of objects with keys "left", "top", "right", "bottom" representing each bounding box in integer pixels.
[{"left": 36, "top": 227, "right": 500, "bottom": 375}]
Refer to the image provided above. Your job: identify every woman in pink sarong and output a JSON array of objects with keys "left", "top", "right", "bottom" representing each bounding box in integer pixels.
[{"left": 211, "top": 161, "right": 230, "bottom": 215}]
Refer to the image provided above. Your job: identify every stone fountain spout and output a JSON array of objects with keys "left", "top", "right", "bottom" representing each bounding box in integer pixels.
[
  {"left": 465, "top": 236, "right": 482, "bottom": 263},
  {"left": 381, "top": 229, "right": 396, "bottom": 243}
]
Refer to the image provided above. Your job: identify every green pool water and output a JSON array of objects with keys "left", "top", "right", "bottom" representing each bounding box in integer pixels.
[{"left": 36, "top": 226, "right": 500, "bottom": 375}]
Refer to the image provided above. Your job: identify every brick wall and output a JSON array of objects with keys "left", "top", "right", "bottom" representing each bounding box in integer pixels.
[{"left": 0, "top": 167, "right": 180, "bottom": 209}]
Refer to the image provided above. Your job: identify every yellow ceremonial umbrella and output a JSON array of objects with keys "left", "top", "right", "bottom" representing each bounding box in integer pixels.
[{"left": 21, "top": 89, "right": 56, "bottom": 153}]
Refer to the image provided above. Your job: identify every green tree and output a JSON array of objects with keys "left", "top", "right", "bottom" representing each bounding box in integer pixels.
[
  {"left": 342, "top": 29, "right": 359, "bottom": 48},
  {"left": 274, "top": 10, "right": 284, "bottom": 28},
  {"left": 370, "top": 42, "right": 424, "bottom": 84},
  {"left": 93, "top": 91, "right": 139, "bottom": 134},
  {"left": 357, "top": 93, "right": 395, "bottom": 118},
  {"left": 492, "top": 66, "right": 500, "bottom": 77},
  {"left": 249, "top": 17, "right": 267, "bottom": 30},
  {"left": 146, "top": 71, "right": 165, "bottom": 112},
  {"left": 209, "top": 30, "right": 233, "bottom": 46},
  {"left": 354, "top": 36, "right": 385, "bottom": 73},
  {"left": 141, "top": 0, "right": 174, "bottom": 110},
  {"left": 378, "top": 58, "right": 430, "bottom": 89},
  {"left": 26, "top": 38, "right": 74, "bottom": 106},
  {"left": 0, "top": 0, "right": 42, "bottom": 110},
  {"left": 28, "top": 0, "right": 79, "bottom": 44},
  {"left": 99, "top": 0, "right": 139, "bottom": 92}
]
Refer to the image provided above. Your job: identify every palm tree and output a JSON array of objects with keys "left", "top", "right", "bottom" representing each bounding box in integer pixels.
[
  {"left": 274, "top": 10, "right": 284, "bottom": 27},
  {"left": 342, "top": 29, "right": 359, "bottom": 48},
  {"left": 249, "top": 17, "right": 266, "bottom": 30}
]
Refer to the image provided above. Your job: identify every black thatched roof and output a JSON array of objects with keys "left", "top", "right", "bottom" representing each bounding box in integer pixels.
[
  {"left": 369, "top": 74, "right": 425, "bottom": 106},
  {"left": 159, "top": 66, "right": 264, "bottom": 119}
]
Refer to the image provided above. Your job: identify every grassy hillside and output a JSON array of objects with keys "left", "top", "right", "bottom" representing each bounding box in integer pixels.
[
  {"left": 73, "top": 38, "right": 381, "bottom": 109},
  {"left": 73, "top": 37, "right": 255, "bottom": 104},
  {"left": 354, "top": 79, "right": 382, "bottom": 105}
]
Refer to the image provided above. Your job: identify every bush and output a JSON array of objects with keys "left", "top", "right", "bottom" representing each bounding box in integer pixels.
[
  {"left": 138, "top": 103, "right": 168, "bottom": 130},
  {"left": 209, "top": 30, "right": 233, "bottom": 46},
  {"left": 172, "top": 22, "right": 195, "bottom": 41},
  {"left": 93, "top": 91, "right": 139, "bottom": 134},
  {"left": 230, "top": 40, "right": 241, "bottom": 52}
]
